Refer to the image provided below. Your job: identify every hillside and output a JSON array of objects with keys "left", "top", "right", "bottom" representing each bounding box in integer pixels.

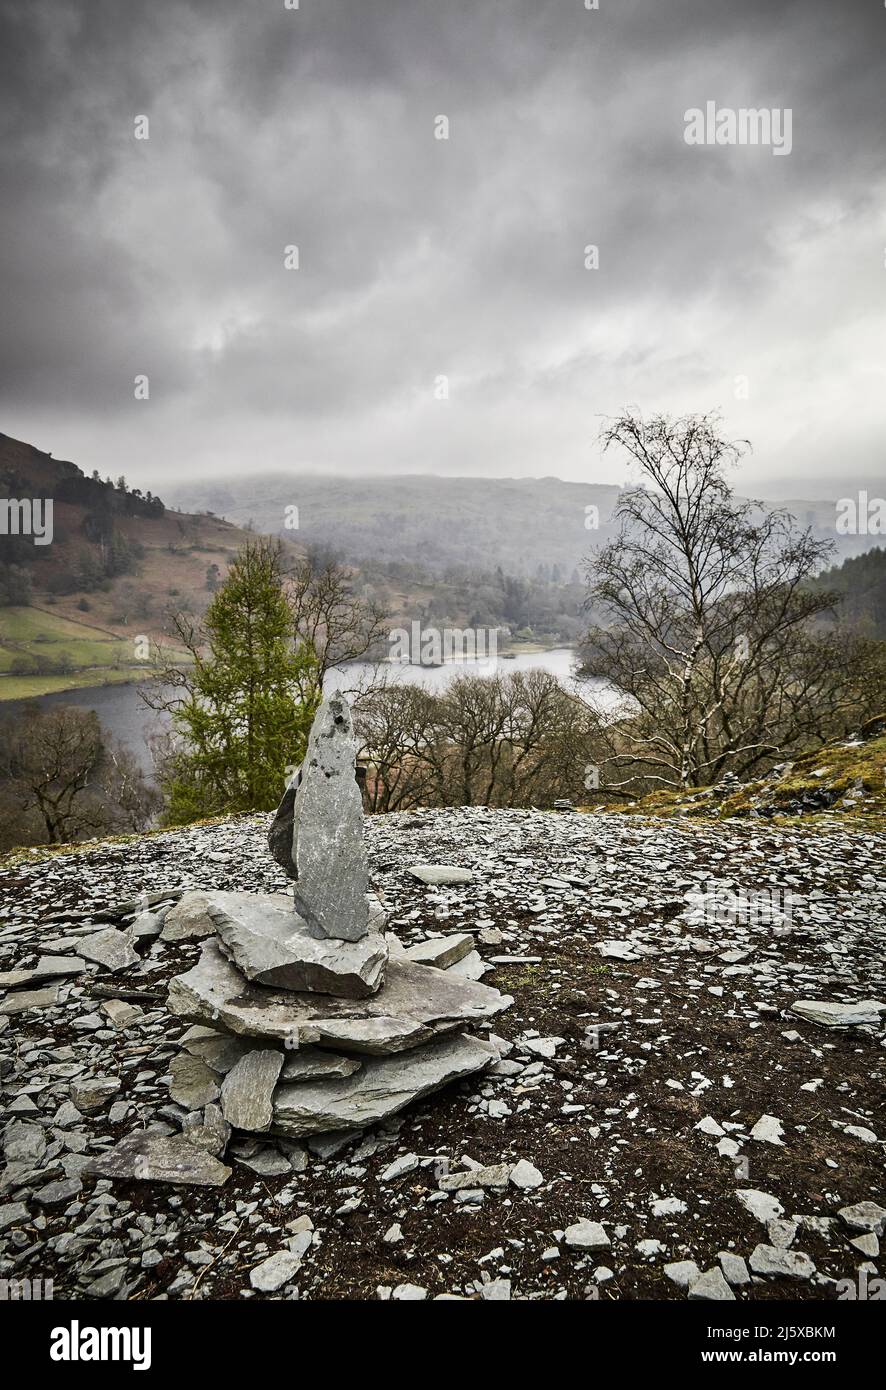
[
  {"left": 163, "top": 473, "right": 878, "bottom": 580},
  {"left": 602, "top": 717, "right": 886, "bottom": 828},
  {"left": 0, "top": 433, "right": 302, "bottom": 699},
  {"left": 0, "top": 438, "right": 594, "bottom": 693},
  {"left": 163, "top": 472, "right": 625, "bottom": 579},
  {"left": 809, "top": 547, "right": 886, "bottom": 639}
]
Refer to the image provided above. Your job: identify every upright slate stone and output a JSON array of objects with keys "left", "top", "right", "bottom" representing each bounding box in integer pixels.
[{"left": 290, "top": 695, "right": 369, "bottom": 941}]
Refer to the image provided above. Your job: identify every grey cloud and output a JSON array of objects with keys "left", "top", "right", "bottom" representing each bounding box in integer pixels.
[{"left": 0, "top": 0, "right": 883, "bottom": 488}]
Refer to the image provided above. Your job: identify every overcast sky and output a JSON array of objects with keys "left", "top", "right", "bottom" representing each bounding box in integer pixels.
[{"left": 1, "top": 0, "right": 884, "bottom": 494}]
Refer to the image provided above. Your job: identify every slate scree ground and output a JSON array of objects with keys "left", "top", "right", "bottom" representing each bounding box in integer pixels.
[{"left": 0, "top": 694, "right": 884, "bottom": 1301}]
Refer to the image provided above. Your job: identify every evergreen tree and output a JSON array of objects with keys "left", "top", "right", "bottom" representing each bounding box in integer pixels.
[{"left": 160, "top": 539, "right": 320, "bottom": 822}]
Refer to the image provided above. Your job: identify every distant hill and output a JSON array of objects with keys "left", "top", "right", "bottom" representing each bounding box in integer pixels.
[
  {"left": 809, "top": 546, "right": 886, "bottom": 638},
  {"left": 162, "top": 473, "right": 625, "bottom": 579},
  {"left": 0, "top": 433, "right": 301, "bottom": 699},
  {"left": 163, "top": 471, "right": 878, "bottom": 578}
]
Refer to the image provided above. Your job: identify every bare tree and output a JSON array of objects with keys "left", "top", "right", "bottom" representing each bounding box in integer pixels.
[
  {"left": 285, "top": 550, "right": 389, "bottom": 697},
  {"left": 352, "top": 679, "right": 444, "bottom": 811},
  {"left": 0, "top": 706, "right": 160, "bottom": 849},
  {"left": 579, "top": 411, "right": 844, "bottom": 792},
  {"left": 353, "top": 670, "right": 604, "bottom": 811}
]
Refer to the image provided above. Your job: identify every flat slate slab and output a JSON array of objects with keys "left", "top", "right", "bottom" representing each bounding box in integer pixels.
[
  {"left": 0, "top": 956, "right": 86, "bottom": 989},
  {"left": 790, "top": 999, "right": 886, "bottom": 1028},
  {"left": 271, "top": 1032, "right": 498, "bottom": 1136},
  {"left": 168, "top": 940, "right": 512, "bottom": 1055},
  {"left": 408, "top": 865, "right": 474, "bottom": 886},
  {"left": 0, "top": 984, "right": 61, "bottom": 1014},
  {"left": 206, "top": 890, "right": 388, "bottom": 999},
  {"left": 169, "top": 1052, "right": 222, "bottom": 1109},
  {"left": 159, "top": 894, "right": 217, "bottom": 943},
  {"left": 280, "top": 1047, "right": 362, "bottom": 1081},
  {"left": 87, "top": 1130, "right": 231, "bottom": 1187},
  {"left": 405, "top": 933, "right": 476, "bottom": 970},
  {"left": 77, "top": 928, "right": 139, "bottom": 972},
  {"left": 179, "top": 1027, "right": 252, "bottom": 1075},
  {"left": 220, "top": 1049, "right": 284, "bottom": 1132}
]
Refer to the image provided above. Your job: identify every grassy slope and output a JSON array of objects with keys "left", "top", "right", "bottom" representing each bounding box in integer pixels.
[
  {"left": 0, "top": 434, "right": 300, "bottom": 700},
  {"left": 595, "top": 718, "right": 886, "bottom": 828}
]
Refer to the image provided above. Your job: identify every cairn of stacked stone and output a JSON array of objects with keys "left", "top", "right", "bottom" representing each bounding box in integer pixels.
[{"left": 92, "top": 696, "right": 510, "bottom": 1184}]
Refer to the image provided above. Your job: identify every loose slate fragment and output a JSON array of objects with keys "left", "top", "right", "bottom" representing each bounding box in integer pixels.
[
  {"left": 169, "top": 940, "right": 511, "bottom": 1055},
  {"left": 71, "top": 1076, "right": 122, "bottom": 1113},
  {"left": 159, "top": 893, "right": 216, "bottom": 943},
  {"left": 87, "top": 1130, "right": 231, "bottom": 1186},
  {"left": 271, "top": 1032, "right": 497, "bottom": 1136},
  {"left": 688, "top": 1268, "right": 736, "bottom": 1301},
  {"left": 564, "top": 1220, "right": 610, "bottom": 1251},
  {"left": 180, "top": 1027, "right": 253, "bottom": 1075},
  {"left": 221, "top": 1049, "right": 284, "bottom": 1132},
  {"left": 77, "top": 928, "right": 139, "bottom": 972},
  {"left": 0, "top": 956, "right": 85, "bottom": 989},
  {"left": 790, "top": 999, "right": 886, "bottom": 1028},
  {"left": 280, "top": 1047, "right": 362, "bottom": 1081},
  {"left": 405, "top": 933, "right": 476, "bottom": 970},
  {"left": 407, "top": 865, "right": 474, "bottom": 886},
  {"left": 439, "top": 1163, "right": 512, "bottom": 1191},
  {"left": 0, "top": 985, "right": 60, "bottom": 1014},
  {"left": 838, "top": 1201, "right": 886, "bottom": 1236},
  {"left": 748, "top": 1245, "right": 816, "bottom": 1280},
  {"left": 169, "top": 1052, "right": 222, "bottom": 1110},
  {"left": 181, "top": 1103, "right": 231, "bottom": 1157}
]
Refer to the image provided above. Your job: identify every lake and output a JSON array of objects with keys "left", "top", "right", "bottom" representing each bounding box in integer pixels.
[{"left": 1, "top": 648, "right": 616, "bottom": 777}]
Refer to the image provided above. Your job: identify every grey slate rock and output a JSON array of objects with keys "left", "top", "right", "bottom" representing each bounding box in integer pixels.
[
  {"left": 439, "top": 1162, "right": 512, "bottom": 1191},
  {"left": 180, "top": 1027, "right": 252, "bottom": 1075},
  {"left": 0, "top": 955, "right": 85, "bottom": 989},
  {"left": 291, "top": 695, "right": 370, "bottom": 942},
  {"left": 159, "top": 893, "right": 218, "bottom": 943},
  {"left": 271, "top": 1031, "right": 498, "bottom": 1136},
  {"left": 70, "top": 1076, "right": 121, "bottom": 1113},
  {"left": 280, "top": 1047, "right": 362, "bottom": 1081},
  {"left": 718, "top": 1252, "right": 751, "bottom": 1286},
  {"left": 0, "top": 984, "right": 61, "bottom": 1014},
  {"left": 34, "top": 1177, "right": 82, "bottom": 1205},
  {"left": 688, "top": 1267, "right": 736, "bottom": 1300},
  {"left": 169, "top": 939, "right": 511, "bottom": 1055},
  {"left": 169, "top": 1052, "right": 222, "bottom": 1109},
  {"left": 407, "top": 865, "right": 474, "bottom": 886},
  {"left": 268, "top": 779, "right": 300, "bottom": 879},
  {"left": 239, "top": 1146, "right": 293, "bottom": 1176},
  {"left": 77, "top": 928, "right": 140, "bottom": 971},
  {"left": 748, "top": 1245, "right": 816, "bottom": 1280},
  {"left": 87, "top": 1130, "right": 231, "bottom": 1186},
  {"left": 664, "top": 1260, "right": 701, "bottom": 1289},
  {"left": 208, "top": 889, "right": 387, "bottom": 998},
  {"left": 221, "top": 1049, "right": 284, "bottom": 1132},
  {"left": 405, "top": 933, "right": 476, "bottom": 970},
  {"left": 249, "top": 1250, "right": 302, "bottom": 1291},
  {"left": 838, "top": 1201, "right": 886, "bottom": 1236},
  {"left": 0, "top": 1202, "right": 30, "bottom": 1232},
  {"left": 180, "top": 1102, "right": 231, "bottom": 1157},
  {"left": 3, "top": 1121, "right": 46, "bottom": 1165},
  {"left": 790, "top": 999, "right": 886, "bottom": 1028},
  {"left": 564, "top": 1220, "right": 611, "bottom": 1251}
]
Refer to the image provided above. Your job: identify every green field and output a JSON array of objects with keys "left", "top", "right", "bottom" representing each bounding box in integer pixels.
[
  {"left": 0, "top": 606, "right": 173, "bottom": 700},
  {"left": 0, "top": 667, "right": 156, "bottom": 700}
]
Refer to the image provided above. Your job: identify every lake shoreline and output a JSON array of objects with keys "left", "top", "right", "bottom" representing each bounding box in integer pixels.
[{"left": 0, "top": 648, "right": 606, "bottom": 781}]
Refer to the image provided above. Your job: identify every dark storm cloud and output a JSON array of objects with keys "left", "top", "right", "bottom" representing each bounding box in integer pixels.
[{"left": 0, "top": 0, "right": 883, "bottom": 486}]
